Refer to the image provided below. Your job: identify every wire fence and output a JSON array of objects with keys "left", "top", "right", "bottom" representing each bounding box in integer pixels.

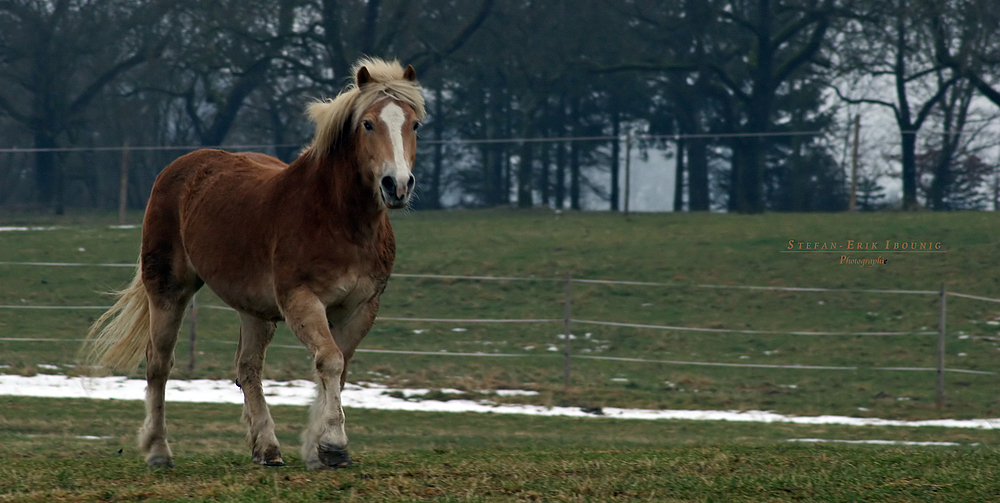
[
  {"left": 1, "top": 261, "right": 998, "bottom": 391},
  {"left": 0, "top": 126, "right": 972, "bottom": 155}
]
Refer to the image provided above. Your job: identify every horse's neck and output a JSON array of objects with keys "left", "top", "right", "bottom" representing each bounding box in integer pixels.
[{"left": 280, "top": 150, "right": 388, "bottom": 241}]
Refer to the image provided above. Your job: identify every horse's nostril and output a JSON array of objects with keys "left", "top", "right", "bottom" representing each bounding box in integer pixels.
[
  {"left": 406, "top": 175, "right": 415, "bottom": 190},
  {"left": 380, "top": 176, "right": 396, "bottom": 193}
]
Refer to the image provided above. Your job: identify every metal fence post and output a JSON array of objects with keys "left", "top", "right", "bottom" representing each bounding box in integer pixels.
[
  {"left": 937, "top": 283, "right": 946, "bottom": 412},
  {"left": 563, "top": 272, "right": 572, "bottom": 389}
]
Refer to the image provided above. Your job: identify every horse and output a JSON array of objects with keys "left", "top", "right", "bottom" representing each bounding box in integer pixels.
[{"left": 82, "top": 57, "right": 425, "bottom": 470}]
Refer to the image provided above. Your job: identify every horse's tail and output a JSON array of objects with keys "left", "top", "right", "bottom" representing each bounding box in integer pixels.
[{"left": 81, "top": 264, "right": 150, "bottom": 375}]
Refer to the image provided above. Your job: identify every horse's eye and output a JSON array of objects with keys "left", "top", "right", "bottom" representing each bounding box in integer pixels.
[
  {"left": 363, "top": 120, "right": 374, "bottom": 131},
  {"left": 413, "top": 121, "right": 421, "bottom": 131}
]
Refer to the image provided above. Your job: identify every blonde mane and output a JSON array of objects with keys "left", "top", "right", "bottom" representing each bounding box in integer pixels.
[{"left": 307, "top": 58, "right": 426, "bottom": 158}]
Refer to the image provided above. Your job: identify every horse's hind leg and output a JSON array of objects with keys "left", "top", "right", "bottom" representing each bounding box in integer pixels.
[
  {"left": 139, "top": 299, "right": 189, "bottom": 468},
  {"left": 235, "top": 313, "right": 283, "bottom": 466}
]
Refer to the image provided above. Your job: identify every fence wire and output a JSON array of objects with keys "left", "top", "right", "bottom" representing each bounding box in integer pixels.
[{"left": 1, "top": 260, "right": 997, "bottom": 376}]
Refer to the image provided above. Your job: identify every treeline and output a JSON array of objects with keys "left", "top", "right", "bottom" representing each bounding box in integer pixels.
[{"left": 1, "top": 0, "right": 999, "bottom": 213}]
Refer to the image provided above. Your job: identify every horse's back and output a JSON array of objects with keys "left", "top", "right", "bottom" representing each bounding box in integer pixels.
[{"left": 142, "top": 149, "right": 287, "bottom": 313}]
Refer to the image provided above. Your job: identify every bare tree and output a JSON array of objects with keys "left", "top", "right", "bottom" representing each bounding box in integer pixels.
[
  {"left": 832, "top": 0, "right": 959, "bottom": 209},
  {"left": 929, "top": 0, "right": 1000, "bottom": 108},
  {"left": 0, "top": 0, "right": 172, "bottom": 213}
]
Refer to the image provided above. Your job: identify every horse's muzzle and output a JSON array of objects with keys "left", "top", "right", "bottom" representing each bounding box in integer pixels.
[{"left": 380, "top": 174, "right": 414, "bottom": 208}]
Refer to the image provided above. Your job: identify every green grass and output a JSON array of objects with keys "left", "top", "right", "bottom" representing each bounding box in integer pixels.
[
  {"left": 8, "top": 446, "right": 1000, "bottom": 502},
  {"left": 3, "top": 395, "right": 1000, "bottom": 501}
]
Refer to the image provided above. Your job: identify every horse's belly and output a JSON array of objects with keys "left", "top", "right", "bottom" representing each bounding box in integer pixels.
[{"left": 204, "top": 277, "right": 283, "bottom": 322}]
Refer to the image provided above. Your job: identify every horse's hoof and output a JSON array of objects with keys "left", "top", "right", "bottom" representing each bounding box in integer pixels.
[
  {"left": 317, "top": 444, "right": 352, "bottom": 468},
  {"left": 146, "top": 454, "right": 175, "bottom": 469},
  {"left": 254, "top": 455, "right": 286, "bottom": 467},
  {"left": 254, "top": 447, "right": 285, "bottom": 467}
]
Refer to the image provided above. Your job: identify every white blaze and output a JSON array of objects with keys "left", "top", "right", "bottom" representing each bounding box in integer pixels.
[{"left": 379, "top": 103, "right": 409, "bottom": 196}]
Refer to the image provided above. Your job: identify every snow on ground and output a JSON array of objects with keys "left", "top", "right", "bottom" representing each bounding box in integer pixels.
[
  {"left": 787, "top": 438, "right": 964, "bottom": 447},
  {"left": 0, "top": 226, "right": 58, "bottom": 232},
  {"left": 3, "top": 374, "right": 1000, "bottom": 432}
]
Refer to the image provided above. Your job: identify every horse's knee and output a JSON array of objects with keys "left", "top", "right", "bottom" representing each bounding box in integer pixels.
[{"left": 314, "top": 348, "right": 344, "bottom": 379}]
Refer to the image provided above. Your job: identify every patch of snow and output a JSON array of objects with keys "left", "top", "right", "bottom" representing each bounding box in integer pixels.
[
  {"left": 0, "top": 226, "right": 57, "bottom": 232},
  {"left": 492, "top": 390, "right": 539, "bottom": 397},
  {"left": 787, "top": 438, "right": 961, "bottom": 447},
  {"left": 2, "top": 374, "right": 1000, "bottom": 429}
]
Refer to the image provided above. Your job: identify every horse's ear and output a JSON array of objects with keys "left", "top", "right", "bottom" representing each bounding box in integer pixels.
[
  {"left": 403, "top": 64, "right": 417, "bottom": 82},
  {"left": 357, "top": 66, "right": 372, "bottom": 87}
]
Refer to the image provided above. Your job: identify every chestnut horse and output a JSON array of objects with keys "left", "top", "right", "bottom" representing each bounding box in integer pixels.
[{"left": 83, "top": 58, "right": 425, "bottom": 469}]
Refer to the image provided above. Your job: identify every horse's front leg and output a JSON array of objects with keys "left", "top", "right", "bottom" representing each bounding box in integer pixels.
[{"left": 279, "top": 289, "right": 351, "bottom": 469}]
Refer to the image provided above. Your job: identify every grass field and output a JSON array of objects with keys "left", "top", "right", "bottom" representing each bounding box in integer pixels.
[
  {"left": 2, "top": 209, "right": 1000, "bottom": 500},
  {"left": 3, "top": 395, "right": 1000, "bottom": 501}
]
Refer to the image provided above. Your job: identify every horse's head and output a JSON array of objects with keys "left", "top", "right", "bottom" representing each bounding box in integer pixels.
[
  {"left": 306, "top": 58, "right": 426, "bottom": 211},
  {"left": 355, "top": 66, "right": 421, "bottom": 209}
]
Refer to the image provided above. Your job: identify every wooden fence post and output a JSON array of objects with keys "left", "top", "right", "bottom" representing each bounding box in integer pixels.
[
  {"left": 849, "top": 115, "right": 860, "bottom": 213},
  {"left": 187, "top": 294, "right": 198, "bottom": 377},
  {"left": 563, "top": 272, "right": 572, "bottom": 389},
  {"left": 937, "top": 283, "right": 946, "bottom": 412},
  {"left": 118, "top": 142, "right": 129, "bottom": 225}
]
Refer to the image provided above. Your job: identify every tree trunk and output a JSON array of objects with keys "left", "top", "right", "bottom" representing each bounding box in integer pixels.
[
  {"left": 728, "top": 139, "right": 747, "bottom": 212},
  {"left": 483, "top": 86, "right": 505, "bottom": 206},
  {"left": 610, "top": 115, "right": 621, "bottom": 211},
  {"left": 894, "top": 0, "right": 919, "bottom": 210},
  {"left": 539, "top": 140, "right": 551, "bottom": 207},
  {"left": 427, "top": 86, "right": 444, "bottom": 209},
  {"left": 555, "top": 139, "right": 567, "bottom": 209},
  {"left": 900, "top": 128, "right": 918, "bottom": 209},
  {"left": 673, "top": 137, "right": 685, "bottom": 212},
  {"left": 688, "top": 135, "right": 709, "bottom": 211},
  {"left": 33, "top": 131, "right": 59, "bottom": 212},
  {"left": 517, "top": 139, "right": 534, "bottom": 208},
  {"left": 569, "top": 99, "right": 581, "bottom": 210}
]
